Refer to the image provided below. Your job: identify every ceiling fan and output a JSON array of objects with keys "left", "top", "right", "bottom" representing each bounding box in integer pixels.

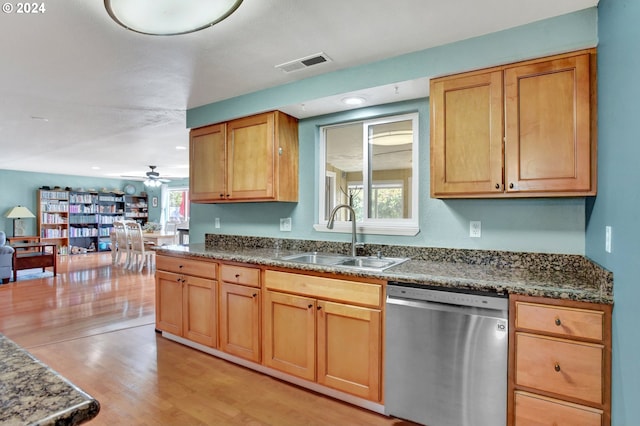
[{"left": 122, "top": 166, "right": 171, "bottom": 187}]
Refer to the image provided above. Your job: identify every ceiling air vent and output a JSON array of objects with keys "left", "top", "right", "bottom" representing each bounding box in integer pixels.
[{"left": 275, "top": 52, "right": 332, "bottom": 73}]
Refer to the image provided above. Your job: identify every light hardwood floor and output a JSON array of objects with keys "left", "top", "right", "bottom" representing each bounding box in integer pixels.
[{"left": 0, "top": 253, "right": 416, "bottom": 425}]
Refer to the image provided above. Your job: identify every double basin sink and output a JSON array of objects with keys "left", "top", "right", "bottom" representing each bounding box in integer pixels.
[{"left": 278, "top": 252, "right": 409, "bottom": 272}]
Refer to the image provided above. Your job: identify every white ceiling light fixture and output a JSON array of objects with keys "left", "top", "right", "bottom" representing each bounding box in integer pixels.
[
  {"left": 341, "top": 96, "right": 366, "bottom": 106},
  {"left": 104, "top": 0, "right": 243, "bottom": 36}
]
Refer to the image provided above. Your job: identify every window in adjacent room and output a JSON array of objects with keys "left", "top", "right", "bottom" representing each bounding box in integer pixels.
[{"left": 316, "top": 113, "right": 419, "bottom": 236}]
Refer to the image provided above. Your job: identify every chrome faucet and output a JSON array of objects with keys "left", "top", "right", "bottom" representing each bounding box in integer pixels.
[{"left": 327, "top": 204, "right": 362, "bottom": 257}]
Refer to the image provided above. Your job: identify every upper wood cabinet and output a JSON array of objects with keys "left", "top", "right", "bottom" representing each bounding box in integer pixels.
[
  {"left": 190, "top": 110, "right": 299, "bottom": 203},
  {"left": 430, "top": 49, "right": 596, "bottom": 198}
]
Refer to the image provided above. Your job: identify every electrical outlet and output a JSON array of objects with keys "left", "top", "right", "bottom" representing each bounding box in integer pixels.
[
  {"left": 280, "top": 217, "right": 292, "bottom": 232},
  {"left": 470, "top": 221, "right": 481, "bottom": 238},
  {"left": 215, "top": 218, "right": 220, "bottom": 229},
  {"left": 605, "top": 226, "right": 612, "bottom": 253}
]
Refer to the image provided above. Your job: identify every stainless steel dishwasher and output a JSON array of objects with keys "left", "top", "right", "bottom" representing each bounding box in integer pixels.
[{"left": 385, "top": 282, "right": 509, "bottom": 426}]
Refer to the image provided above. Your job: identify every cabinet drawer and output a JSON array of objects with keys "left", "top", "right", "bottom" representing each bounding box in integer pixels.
[
  {"left": 515, "top": 333, "right": 603, "bottom": 404},
  {"left": 156, "top": 255, "right": 217, "bottom": 279},
  {"left": 514, "top": 391, "right": 602, "bottom": 426},
  {"left": 264, "top": 270, "right": 382, "bottom": 307},
  {"left": 220, "top": 264, "right": 260, "bottom": 287},
  {"left": 516, "top": 301, "right": 604, "bottom": 340}
]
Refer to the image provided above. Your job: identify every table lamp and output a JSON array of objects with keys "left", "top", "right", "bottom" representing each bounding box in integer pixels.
[{"left": 4, "top": 206, "right": 36, "bottom": 237}]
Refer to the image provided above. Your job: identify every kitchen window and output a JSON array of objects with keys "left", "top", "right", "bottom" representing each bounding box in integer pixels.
[{"left": 315, "top": 113, "right": 419, "bottom": 236}]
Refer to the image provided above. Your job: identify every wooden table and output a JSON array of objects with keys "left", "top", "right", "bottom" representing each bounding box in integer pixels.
[
  {"left": 143, "top": 232, "right": 177, "bottom": 246},
  {"left": 11, "top": 242, "right": 57, "bottom": 282}
]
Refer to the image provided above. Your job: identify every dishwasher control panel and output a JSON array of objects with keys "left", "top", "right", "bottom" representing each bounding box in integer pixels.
[{"left": 387, "top": 283, "right": 508, "bottom": 311}]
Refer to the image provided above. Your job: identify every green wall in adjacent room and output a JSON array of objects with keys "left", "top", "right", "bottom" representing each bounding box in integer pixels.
[{"left": 0, "top": 169, "right": 181, "bottom": 236}]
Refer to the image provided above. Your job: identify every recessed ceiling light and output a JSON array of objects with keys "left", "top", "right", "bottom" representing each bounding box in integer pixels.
[
  {"left": 91, "top": 166, "right": 101, "bottom": 170},
  {"left": 341, "top": 96, "right": 366, "bottom": 106},
  {"left": 176, "top": 146, "right": 187, "bottom": 150},
  {"left": 31, "top": 116, "right": 49, "bottom": 122}
]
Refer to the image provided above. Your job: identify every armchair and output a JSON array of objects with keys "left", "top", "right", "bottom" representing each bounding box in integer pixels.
[{"left": 0, "top": 231, "right": 15, "bottom": 284}]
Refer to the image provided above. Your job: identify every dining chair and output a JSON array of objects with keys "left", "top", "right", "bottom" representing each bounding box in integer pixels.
[
  {"left": 113, "top": 221, "right": 131, "bottom": 268},
  {"left": 164, "top": 221, "right": 179, "bottom": 245},
  {"left": 125, "top": 221, "right": 155, "bottom": 272}
]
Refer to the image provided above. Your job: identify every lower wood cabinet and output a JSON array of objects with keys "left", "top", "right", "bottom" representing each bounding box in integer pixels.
[
  {"left": 508, "top": 294, "right": 612, "bottom": 425},
  {"left": 218, "top": 264, "right": 261, "bottom": 362},
  {"left": 263, "top": 270, "right": 383, "bottom": 401},
  {"left": 155, "top": 256, "right": 218, "bottom": 347}
]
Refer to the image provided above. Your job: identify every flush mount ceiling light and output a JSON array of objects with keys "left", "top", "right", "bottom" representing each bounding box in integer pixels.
[
  {"left": 341, "top": 96, "right": 366, "bottom": 106},
  {"left": 104, "top": 0, "right": 243, "bottom": 36}
]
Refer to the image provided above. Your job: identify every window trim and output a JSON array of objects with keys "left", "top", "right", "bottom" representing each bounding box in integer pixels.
[{"left": 314, "top": 112, "right": 419, "bottom": 236}]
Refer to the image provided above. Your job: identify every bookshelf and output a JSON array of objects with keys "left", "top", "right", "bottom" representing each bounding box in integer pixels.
[
  {"left": 69, "top": 191, "right": 99, "bottom": 252},
  {"left": 38, "top": 189, "right": 70, "bottom": 254},
  {"left": 97, "top": 193, "right": 125, "bottom": 252},
  {"left": 124, "top": 195, "right": 148, "bottom": 225},
  {"left": 37, "top": 189, "right": 141, "bottom": 254}
]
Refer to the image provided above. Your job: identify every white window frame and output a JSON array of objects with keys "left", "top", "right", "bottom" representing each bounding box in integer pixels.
[{"left": 314, "top": 113, "right": 419, "bottom": 236}]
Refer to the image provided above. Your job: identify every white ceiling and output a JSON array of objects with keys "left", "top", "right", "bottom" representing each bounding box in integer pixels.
[{"left": 0, "top": 0, "right": 598, "bottom": 181}]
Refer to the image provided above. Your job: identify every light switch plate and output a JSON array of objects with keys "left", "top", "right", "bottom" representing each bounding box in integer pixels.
[
  {"left": 605, "top": 226, "right": 612, "bottom": 253},
  {"left": 215, "top": 218, "right": 220, "bottom": 229}
]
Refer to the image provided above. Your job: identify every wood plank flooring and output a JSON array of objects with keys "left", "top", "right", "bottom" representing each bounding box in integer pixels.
[{"left": 0, "top": 253, "right": 416, "bottom": 425}]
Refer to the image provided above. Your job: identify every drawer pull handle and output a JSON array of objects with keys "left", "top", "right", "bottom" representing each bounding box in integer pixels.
[
  {"left": 554, "top": 363, "right": 561, "bottom": 372},
  {"left": 555, "top": 318, "right": 562, "bottom": 326}
]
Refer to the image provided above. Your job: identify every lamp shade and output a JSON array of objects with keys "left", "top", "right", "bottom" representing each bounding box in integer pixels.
[
  {"left": 4, "top": 206, "right": 35, "bottom": 219},
  {"left": 104, "top": 0, "right": 243, "bottom": 36}
]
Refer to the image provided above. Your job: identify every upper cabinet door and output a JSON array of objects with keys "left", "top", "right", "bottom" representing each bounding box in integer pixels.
[
  {"left": 504, "top": 53, "right": 593, "bottom": 194},
  {"left": 190, "top": 123, "right": 226, "bottom": 202},
  {"left": 430, "top": 49, "right": 596, "bottom": 199},
  {"left": 430, "top": 70, "right": 504, "bottom": 197},
  {"left": 189, "top": 110, "right": 298, "bottom": 203},
  {"left": 227, "top": 113, "right": 275, "bottom": 200}
]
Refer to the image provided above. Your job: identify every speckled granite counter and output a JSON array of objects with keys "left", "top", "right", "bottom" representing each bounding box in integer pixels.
[
  {"left": 154, "top": 236, "right": 613, "bottom": 304},
  {"left": 0, "top": 334, "right": 100, "bottom": 425}
]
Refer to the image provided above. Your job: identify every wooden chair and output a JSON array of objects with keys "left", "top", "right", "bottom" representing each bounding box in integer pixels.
[
  {"left": 125, "top": 222, "right": 155, "bottom": 272},
  {"left": 113, "top": 221, "right": 130, "bottom": 268}
]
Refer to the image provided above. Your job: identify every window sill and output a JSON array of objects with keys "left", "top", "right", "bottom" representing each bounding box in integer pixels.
[{"left": 313, "top": 222, "right": 419, "bottom": 237}]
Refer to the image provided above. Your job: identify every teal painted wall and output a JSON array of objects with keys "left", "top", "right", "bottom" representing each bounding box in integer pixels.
[
  {"left": 586, "top": 0, "right": 640, "bottom": 423},
  {"left": 0, "top": 169, "right": 181, "bottom": 236},
  {"left": 189, "top": 9, "right": 597, "bottom": 254}
]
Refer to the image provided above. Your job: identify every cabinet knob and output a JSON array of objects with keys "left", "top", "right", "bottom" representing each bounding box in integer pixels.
[
  {"left": 308, "top": 304, "right": 313, "bottom": 309},
  {"left": 555, "top": 318, "right": 562, "bottom": 326},
  {"left": 219, "top": 194, "right": 224, "bottom": 198},
  {"left": 317, "top": 306, "right": 322, "bottom": 310},
  {"left": 554, "top": 363, "right": 561, "bottom": 372},
  {"left": 179, "top": 264, "right": 183, "bottom": 268},
  {"left": 509, "top": 183, "right": 514, "bottom": 189},
  {"left": 495, "top": 183, "right": 500, "bottom": 189},
  {"left": 235, "top": 274, "right": 240, "bottom": 278},
  {"left": 252, "top": 293, "right": 257, "bottom": 298}
]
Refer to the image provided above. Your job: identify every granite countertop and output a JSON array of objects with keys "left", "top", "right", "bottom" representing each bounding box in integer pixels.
[
  {"left": 154, "top": 239, "right": 613, "bottom": 304},
  {"left": 0, "top": 334, "right": 100, "bottom": 425}
]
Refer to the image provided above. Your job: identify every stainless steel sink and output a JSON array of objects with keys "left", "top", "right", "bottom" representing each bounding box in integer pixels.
[
  {"left": 279, "top": 252, "right": 409, "bottom": 271},
  {"left": 280, "top": 253, "right": 347, "bottom": 265}
]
